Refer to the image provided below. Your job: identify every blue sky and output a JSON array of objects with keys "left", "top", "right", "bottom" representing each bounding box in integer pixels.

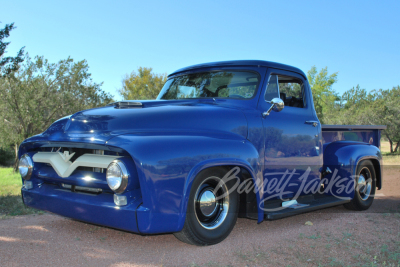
[{"left": 2, "top": 0, "right": 399, "bottom": 100}]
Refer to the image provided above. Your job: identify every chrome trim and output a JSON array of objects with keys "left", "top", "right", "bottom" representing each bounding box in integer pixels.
[
  {"left": 19, "top": 154, "right": 33, "bottom": 180},
  {"left": 194, "top": 176, "right": 229, "bottom": 230},
  {"left": 107, "top": 101, "right": 142, "bottom": 108},
  {"left": 198, "top": 190, "right": 217, "bottom": 216},
  {"left": 263, "top": 98, "right": 284, "bottom": 117},
  {"left": 357, "top": 167, "right": 372, "bottom": 201},
  {"left": 106, "top": 160, "right": 129, "bottom": 194},
  {"left": 305, "top": 121, "right": 319, "bottom": 127},
  {"left": 32, "top": 152, "right": 121, "bottom": 178},
  {"left": 264, "top": 74, "right": 280, "bottom": 103},
  {"left": 93, "top": 150, "right": 104, "bottom": 173}
]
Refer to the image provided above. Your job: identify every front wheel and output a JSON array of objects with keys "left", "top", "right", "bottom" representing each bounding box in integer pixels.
[
  {"left": 344, "top": 160, "right": 376, "bottom": 211},
  {"left": 174, "top": 167, "right": 239, "bottom": 246}
]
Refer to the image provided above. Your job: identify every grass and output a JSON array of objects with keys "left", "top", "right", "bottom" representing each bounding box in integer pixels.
[
  {"left": 235, "top": 245, "right": 268, "bottom": 264},
  {"left": 381, "top": 141, "right": 400, "bottom": 165},
  {"left": 0, "top": 167, "right": 42, "bottom": 218}
]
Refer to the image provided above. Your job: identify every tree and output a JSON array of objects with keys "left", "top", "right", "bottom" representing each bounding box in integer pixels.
[
  {"left": 119, "top": 67, "right": 167, "bottom": 100},
  {"left": 0, "top": 55, "right": 113, "bottom": 169},
  {"left": 307, "top": 66, "right": 339, "bottom": 123},
  {"left": 362, "top": 87, "right": 400, "bottom": 153},
  {"left": 0, "top": 22, "right": 25, "bottom": 167},
  {"left": 330, "top": 85, "right": 400, "bottom": 153},
  {"left": 0, "top": 22, "right": 24, "bottom": 78},
  {"left": 326, "top": 85, "right": 372, "bottom": 125}
]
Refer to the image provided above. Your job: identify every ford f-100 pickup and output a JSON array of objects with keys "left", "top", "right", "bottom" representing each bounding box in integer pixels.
[{"left": 18, "top": 60, "right": 386, "bottom": 245}]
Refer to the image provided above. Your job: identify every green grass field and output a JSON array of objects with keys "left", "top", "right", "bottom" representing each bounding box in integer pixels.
[{"left": 0, "top": 167, "right": 42, "bottom": 218}]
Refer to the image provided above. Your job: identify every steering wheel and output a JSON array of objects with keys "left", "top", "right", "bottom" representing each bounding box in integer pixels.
[
  {"left": 214, "top": 85, "right": 227, "bottom": 97},
  {"left": 199, "top": 87, "right": 216, "bottom": 97}
]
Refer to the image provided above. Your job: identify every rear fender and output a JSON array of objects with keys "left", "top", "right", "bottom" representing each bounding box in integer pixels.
[{"left": 323, "top": 141, "right": 382, "bottom": 199}]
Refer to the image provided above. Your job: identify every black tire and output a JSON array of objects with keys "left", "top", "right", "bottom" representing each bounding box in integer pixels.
[
  {"left": 344, "top": 160, "right": 376, "bottom": 211},
  {"left": 174, "top": 167, "right": 239, "bottom": 246}
]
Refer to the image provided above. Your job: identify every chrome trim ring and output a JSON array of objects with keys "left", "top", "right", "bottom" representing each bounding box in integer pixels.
[
  {"left": 357, "top": 167, "right": 372, "bottom": 201},
  {"left": 19, "top": 154, "right": 33, "bottom": 180},
  {"left": 194, "top": 176, "right": 229, "bottom": 230},
  {"left": 106, "top": 160, "right": 129, "bottom": 194}
]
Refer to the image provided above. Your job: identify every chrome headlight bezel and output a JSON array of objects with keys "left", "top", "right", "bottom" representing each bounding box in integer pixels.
[
  {"left": 106, "top": 160, "right": 128, "bottom": 193},
  {"left": 19, "top": 154, "right": 33, "bottom": 180}
]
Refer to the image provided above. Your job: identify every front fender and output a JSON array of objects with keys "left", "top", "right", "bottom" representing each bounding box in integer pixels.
[
  {"left": 323, "top": 141, "right": 382, "bottom": 199},
  {"left": 106, "top": 134, "right": 261, "bottom": 234}
]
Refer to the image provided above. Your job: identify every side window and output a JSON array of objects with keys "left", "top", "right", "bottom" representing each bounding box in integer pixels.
[
  {"left": 278, "top": 75, "right": 305, "bottom": 108},
  {"left": 265, "top": 74, "right": 305, "bottom": 108},
  {"left": 264, "top": 75, "right": 279, "bottom": 101}
]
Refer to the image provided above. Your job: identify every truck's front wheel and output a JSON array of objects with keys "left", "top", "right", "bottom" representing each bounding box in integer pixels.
[
  {"left": 344, "top": 160, "right": 376, "bottom": 211},
  {"left": 174, "top": 167, "right": 239, "bottom": 246}
]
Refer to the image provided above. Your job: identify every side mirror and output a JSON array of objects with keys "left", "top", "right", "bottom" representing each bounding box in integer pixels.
[
  {"left": 263, "top": 98, "right": 284, "bottom": 117},
  {"left": 271, "top": 98, "right": 284, "bottom": 112}
]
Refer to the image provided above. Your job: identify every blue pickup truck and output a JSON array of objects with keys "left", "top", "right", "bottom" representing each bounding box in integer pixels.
[{"left": 18, "top": 60, "right": 385, "bottom": 246}]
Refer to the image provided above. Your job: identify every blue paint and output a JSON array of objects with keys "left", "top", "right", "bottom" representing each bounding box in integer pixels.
[{"left": 19, "top": 60, "right": 385, "bottom": 235}]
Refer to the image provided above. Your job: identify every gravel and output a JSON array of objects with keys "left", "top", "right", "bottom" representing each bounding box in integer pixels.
[{"left": 1, "top": 167, "right": 399, "bottom": 266}]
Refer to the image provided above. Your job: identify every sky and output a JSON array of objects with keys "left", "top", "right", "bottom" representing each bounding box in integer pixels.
[{"left": 2, "top": 0, "right": 399, "bottom": 100}]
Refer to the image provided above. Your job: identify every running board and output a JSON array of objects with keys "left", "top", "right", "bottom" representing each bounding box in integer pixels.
[{"left": 264, "top": 196, "right": 350, "bottom": 220}]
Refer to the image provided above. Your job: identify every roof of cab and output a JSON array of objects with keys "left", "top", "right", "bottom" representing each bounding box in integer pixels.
[{"left": 168, "top": 60, "right": 306, "bottom": 78}]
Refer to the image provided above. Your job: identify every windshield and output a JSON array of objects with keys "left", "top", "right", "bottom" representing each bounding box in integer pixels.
[{"left": 157, "top": 71, "right": 260, "bottom": 100}]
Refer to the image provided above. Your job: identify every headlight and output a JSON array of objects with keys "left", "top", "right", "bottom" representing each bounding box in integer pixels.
[
  {"left": 106, "top": 160, "right": 128, "bottom": 193},
  {"left": 19, "top": 154, "right": 33, "bottom": 180}
]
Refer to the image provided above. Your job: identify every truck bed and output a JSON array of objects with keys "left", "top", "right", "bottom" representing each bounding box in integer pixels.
[{"left": 322, "top": 125, "right": 386, "bottom": 148}]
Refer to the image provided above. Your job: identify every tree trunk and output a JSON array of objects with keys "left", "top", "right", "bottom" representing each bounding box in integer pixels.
[
  {"left": 395, "top": 142, "right": 400, "bottom": 153},
  {"left": 388, "top": 138, "right": 393, "bottom": 153},
  {"left": 13, "top": 143, "right": 19, "bottom": 172}
]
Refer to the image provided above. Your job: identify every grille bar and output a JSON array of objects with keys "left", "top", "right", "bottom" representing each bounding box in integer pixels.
[{"left": 62, "top": 183, "right": 103, "bottom": 194}]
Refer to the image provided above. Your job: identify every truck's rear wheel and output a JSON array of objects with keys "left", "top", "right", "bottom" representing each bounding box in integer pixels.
[
  {"left": 174, "top": 167, "right": 239, "bottom": 246},
  {"left": 344, "top": 160, "right": 376, "bottom": 211}
]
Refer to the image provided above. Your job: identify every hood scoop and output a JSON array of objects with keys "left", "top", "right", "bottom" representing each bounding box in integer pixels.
[{"left": 107, "top": 101, "right": 143, "bottom": 109}]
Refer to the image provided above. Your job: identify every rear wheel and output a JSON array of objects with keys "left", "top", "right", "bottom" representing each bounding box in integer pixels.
[
  {"left": 174, "top": 167, "right": 239, "bottom": 246},
  {"left": 344, "top": 160, "right": 376, "bottom": 211}
]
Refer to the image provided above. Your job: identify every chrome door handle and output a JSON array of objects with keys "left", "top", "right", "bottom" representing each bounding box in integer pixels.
[{"left": 305, "top": 121, "right": 319, "bottom": 127}]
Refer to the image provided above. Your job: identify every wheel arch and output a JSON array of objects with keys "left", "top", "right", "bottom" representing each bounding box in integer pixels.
[
  {"left": 357, "top": 156, "right": 382, "bottom": 190},
  {"left": 178, "top": 159, "right": 262, "bottom": 231},
  {"left": 106, "top": 134, "right": 263, "bottom": 234},
  {"left": 323, "top": 141, "right": 383, "bottom": 199}
]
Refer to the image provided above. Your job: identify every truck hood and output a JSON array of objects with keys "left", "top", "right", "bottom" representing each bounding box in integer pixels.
[{"left": 28, "top": 100, "right": 248, "bottom": 145}]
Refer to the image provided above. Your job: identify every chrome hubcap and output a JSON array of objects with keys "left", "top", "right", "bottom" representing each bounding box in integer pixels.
[
  {"left": 195, "top": 176, "right": 229, "bottom": 230},
  {"left": 357, "top": 168, "right": 372, "bottom": 201},
  {"left": 198, "top": 190, "right": 217, "bottom": 216}
]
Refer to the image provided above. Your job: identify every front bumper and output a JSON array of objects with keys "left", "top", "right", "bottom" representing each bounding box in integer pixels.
[{"left": 22, "top": 184, "right": 142, "bottom": 233}]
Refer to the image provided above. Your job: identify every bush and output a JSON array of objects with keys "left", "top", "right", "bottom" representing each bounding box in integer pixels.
[{"left": 0, "top": 147, "right": 14, "bottom": 166}]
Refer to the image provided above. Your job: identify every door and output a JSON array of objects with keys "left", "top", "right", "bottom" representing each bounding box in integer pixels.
[{"left": 259, "top": 68, "right": 322, "bottom": 202}]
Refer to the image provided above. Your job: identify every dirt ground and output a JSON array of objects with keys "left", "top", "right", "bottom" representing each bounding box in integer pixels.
[{"left": 1, "top": 166, "right": 399, "bottom": 267}]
